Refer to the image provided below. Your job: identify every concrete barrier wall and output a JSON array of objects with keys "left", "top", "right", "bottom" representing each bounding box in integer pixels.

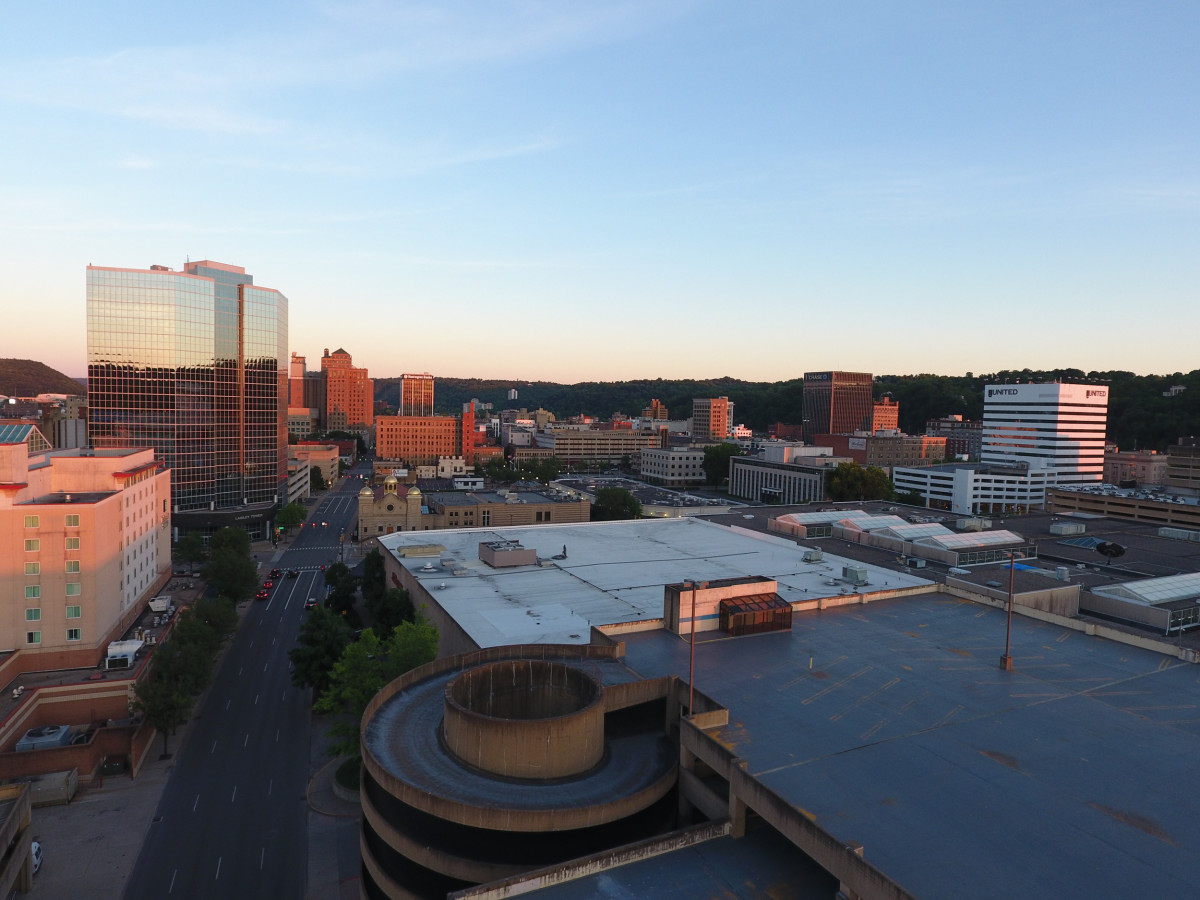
[
  {"left": 941, "top": 585, "right": 1200, "bottom": 663},
  {"left": 448, "top": 821, "right": 732, "bottom": 900}
]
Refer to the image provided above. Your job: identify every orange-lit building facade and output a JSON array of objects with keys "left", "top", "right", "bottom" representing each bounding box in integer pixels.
[
  {"left": 0, "top": 443, "right": 170, "bottom": 666},
  {"left": 692, "top": 397, "right": 733, "bottom": 442},
  {"left": 872, "top": 398, "right": 900, "bottom": 432},
  {"left": 641, "top": 399, "right": 669, "bottom": 420},
  {"left": 321, "top": 348, "right": 374, "bottom": 429},
  {"left": 375, "top": 403, "right": 475, "bottom": 467},
  {"left": 818, "top": 433, "right": 947, "bottom": 470},
  {"left": 400, "top": 374, "right": 435, "bottom": 417},
  {"left": 802, "top": 371, "right": 874, "bottom": 443}
]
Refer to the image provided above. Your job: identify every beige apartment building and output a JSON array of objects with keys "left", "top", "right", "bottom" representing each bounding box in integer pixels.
[
  {"left": 290, "top": 443, "right": 339, "bottom": 488},
  {"left": 536, "top": 428, "right": 664, "bottom": 464},
  {"left": 1, "top": 443, "right": 171, "bottom": 668},
  {"left": 358, "top": 478, "right": 589, "bottom": 538},
  {"left": 1104, "top": 449, "right": 1168, "bottom": 487}
]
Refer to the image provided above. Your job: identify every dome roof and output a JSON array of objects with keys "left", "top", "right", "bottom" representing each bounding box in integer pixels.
[
  {"left": 408, "top": 487, "right": 421, "bottom": 496},
  {"left": 359, "top": 486, "right": 374, "bottom": 498},
  {"left": 384, "top": 474, "right": 398, "bottom": 484}
]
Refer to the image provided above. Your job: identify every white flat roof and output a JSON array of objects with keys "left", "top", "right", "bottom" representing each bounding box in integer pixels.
[{"left": 378, "top": 518, "right": 933, "bottom": 648}]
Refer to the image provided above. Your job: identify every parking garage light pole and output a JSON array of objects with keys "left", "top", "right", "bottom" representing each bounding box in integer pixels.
[
  {"left": 687, "top": 580, "right": 697, "bottom": 717},
  {"left": 1000, "top": 551, "right": 1015, "bottom": 671}
]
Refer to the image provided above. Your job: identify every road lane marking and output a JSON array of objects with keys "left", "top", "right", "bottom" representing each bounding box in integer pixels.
[
  {"left": 231, "top": 785, "right": 237, "bottom": 802},
  {"left": 169, "top": 869, "right": 177, "bottom": 893},
  {"left": 238, "top": 667, "right": 243, "bottom": 676},
  {"left": 225, "top": 699, "right": 230, "bottom": 710},
  {"left": 193, "top": 794, "right": 199, "bottom": 812},
  {"left": 244, "top": 733, "right": 249, "bottom": 747},
  {"left": 211, "top": 741, "right": 217, "bottom": 754},
  {"left": 261, "top": 848, "right": 265, "bottom": 870},
  {"left": 215, "top": 857, "right": 222, "bottom": 880},
  {"left": 276, "top": 729, "right": 280, "bottom": 742},
  {"left": 268, "top": 779, "right": 273, "bottom": 795},
  {"left": 255, "top": 694, "right": 259, "bottom": 705},
  {"left": 281, "top": 690, "right": 286, "bottom": 701},
  {"left": 264, "top": 662, "right": 268, "bottom": 672}
]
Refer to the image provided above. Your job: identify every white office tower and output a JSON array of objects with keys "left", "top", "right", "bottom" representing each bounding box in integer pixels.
[{"left": 981, "top": 383, "right": 1108, "bottom": 485}]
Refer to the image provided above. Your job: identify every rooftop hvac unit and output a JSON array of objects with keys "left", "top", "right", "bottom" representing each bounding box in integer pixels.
[
  {"left": 803, "top": 549, "right": 823, "bottom": 563},
  {"left": 956, "top": 517, "right": 991, "bottom": 531},
  {"left": 1050, "top": 522, "right": 1086, "bottom": 536},
  {"left": 1056, "top": 566, "right": 1071, "bottom": 581},
  {"left": 842, "top": 564, "right": 868, "bottom": 585},
  {"left": 1159, "top": 527, "right": 1200, "bottom": 543}
]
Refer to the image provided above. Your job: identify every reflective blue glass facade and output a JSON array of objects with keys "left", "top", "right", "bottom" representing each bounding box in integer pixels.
[{"left": 87, "top": 262, "right": 288, "bottom": 537}]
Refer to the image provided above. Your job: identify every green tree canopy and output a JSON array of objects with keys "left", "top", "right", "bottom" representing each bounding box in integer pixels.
[
  {"left": 825, "top": 462, "right": 896, "bottom": 502},
  {"left": 311, "top": 467, "right": 328, "bottom": 492},
  {"left": 133, "top": 669, "right": 192, "bottom": 759},
  {"left": 276, "top": 501, "right": 306, "bottom": 533},
  {"left": 360, "top": 549, "right": 386, "bottom": 606},
  {"left": 202, "top": 546, "right": 259, "bottom": 602},
  {"left": 702, "top": 442, "right": 744, "bottom": 486},
  {"left": 314, "top": 620, "right": 439, "bottom": 759},
  {"left": 209, "top": 526, "right": 251, "bottom": 557},
  {"left": 323, "top": 561, "right": 359, "bottom": 617},
  {"left": 175, "top": 531, "right": 207, "bottom": 574},
  {"left": 289, "top": 605, "right": 352, "bottom": 696},
  {"left": 592, "top": 487, "right": 642, "bottom": 521},
  {"left": 367, "top": 587, "right": 416, "bottom": 639}
]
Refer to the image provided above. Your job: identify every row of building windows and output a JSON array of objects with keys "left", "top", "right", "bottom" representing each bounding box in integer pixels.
[
  {"left": 25, "top": 607, "right": 83, "bottom": 621},
  {"left": 26, "top": 538, "right": 81, "bottom": 551},
  {"left": 24, "top": 515, "right": 81, "bottom": 528},
  {"left": 25, "top": 561, "right": 81, "bottom": 574},
  {"left": 26, "top": 630, "right": 81, "bottom": 645},
  {"left": 25, "top": 585, "right": 82, "bottom": 599}
]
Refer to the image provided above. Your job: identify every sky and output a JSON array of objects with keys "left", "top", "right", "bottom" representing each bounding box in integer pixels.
[{"left": 1, "top": 1, "right": 1197, "bottom": 383}]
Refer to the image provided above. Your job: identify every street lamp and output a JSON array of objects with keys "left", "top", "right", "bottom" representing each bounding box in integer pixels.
[
  {"left": 684, "top": 579, "right": 697, "bottom": 716},
  {"left": 1000, "top": 551, "right": 1015, "bottom": 671}
]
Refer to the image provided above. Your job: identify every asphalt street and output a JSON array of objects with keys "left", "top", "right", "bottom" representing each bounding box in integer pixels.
[{"left": 121, "top": 472, "right": 363, "bottom": 900}]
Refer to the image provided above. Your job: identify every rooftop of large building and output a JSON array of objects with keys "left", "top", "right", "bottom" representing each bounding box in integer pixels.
[
  {"left": 377, "top": 517, "right": 931, "bottom": 647},
  {"left": 614, "top": 590, "right": 1200, "bottom": 899}
]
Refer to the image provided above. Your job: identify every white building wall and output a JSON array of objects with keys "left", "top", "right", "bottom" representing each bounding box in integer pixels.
[
  {"left": 981, "top": 383, "right": 1108, "bottom": 485},
  {"left": 729, "top": 457, "right": 825, "bottom": 504}
]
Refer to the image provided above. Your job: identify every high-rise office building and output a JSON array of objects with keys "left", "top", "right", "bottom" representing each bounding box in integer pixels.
[
  {"left": 981, "top": 382, "right": 1108, "bottom": 484},
  {"left": 321, "top": 348, "right": 373, "bottom": 429},
  {"left": 692, "top": 397, "right": 733, "bottom": 442},
  {"left": 87, "top": 260, "right": 287, "bottom": 539},
  {"left": 801, "top": 372, "right": 874, "bottom": 442},
  {"left": 400, "top": 373, "right": 435, "bottom": 417}
]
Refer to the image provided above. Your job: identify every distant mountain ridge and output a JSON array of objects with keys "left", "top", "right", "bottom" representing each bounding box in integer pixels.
[{"left": 0, "top": 359, "right": 86, "bottom": 397}]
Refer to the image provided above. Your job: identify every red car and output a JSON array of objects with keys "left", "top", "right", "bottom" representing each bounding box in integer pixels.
[
  {"left": 263, "top": 580, "right": 275, "bottom": 589},
  {"left": 269, "top": 568, "right": 282, "bottom": 578},
  {"left": 255, "top": 589, "right": 269, "bottom": 601}
]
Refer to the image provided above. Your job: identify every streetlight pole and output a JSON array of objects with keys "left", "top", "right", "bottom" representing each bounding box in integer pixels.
[
  {"left": 687, "top": 580, "right": 697, "bottom": 716},
  {"left": 1000, "top": 551, "right": 1015, "bottom": 671}
]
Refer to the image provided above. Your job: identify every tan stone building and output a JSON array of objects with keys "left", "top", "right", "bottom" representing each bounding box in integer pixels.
[
  {"left": 1104, "top": 449, "right": 1168, "bottom": 487},
  {"left": 358, "top": 477, "right": 589, "bottom": 538},
  {"left": 289, "top": 443, "right": 339, "bottom": 488}
]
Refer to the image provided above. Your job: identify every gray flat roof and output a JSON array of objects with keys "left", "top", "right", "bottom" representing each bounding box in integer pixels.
[
  {"left": 526, "top": 823, "right": 836, "bottom": 899},
  {"left": 378, "top": 518, "right": 932, "bottom": 647},
  {"left": 619, "top": 594, "right": 1200, "bottom": 900}
]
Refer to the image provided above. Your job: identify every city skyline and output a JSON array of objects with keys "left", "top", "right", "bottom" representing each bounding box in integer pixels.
[{"left": 3, "top": 2, "right": 1197, "bottom": 381}]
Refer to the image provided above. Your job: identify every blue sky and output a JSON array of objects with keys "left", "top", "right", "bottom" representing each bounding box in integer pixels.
[{"left": 2, "top": 1, "right": 1196, "bottom": 382}]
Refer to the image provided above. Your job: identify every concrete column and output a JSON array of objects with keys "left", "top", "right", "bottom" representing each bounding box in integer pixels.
[{"left": 836, "top": 841, "right": 865, "bottom": 900}]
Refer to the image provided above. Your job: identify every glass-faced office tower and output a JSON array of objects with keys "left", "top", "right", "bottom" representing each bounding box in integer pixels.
[{"left": 87, "top": 261, "right": 288, "bottom": 540}]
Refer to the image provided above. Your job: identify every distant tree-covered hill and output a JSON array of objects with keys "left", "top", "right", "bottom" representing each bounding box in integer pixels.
[
  {"left": 0, "top": 359, "right": 86, "bottom": 397},
  {"left": 377, "top": 368, "right": 1200, "bottom": 453}
]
